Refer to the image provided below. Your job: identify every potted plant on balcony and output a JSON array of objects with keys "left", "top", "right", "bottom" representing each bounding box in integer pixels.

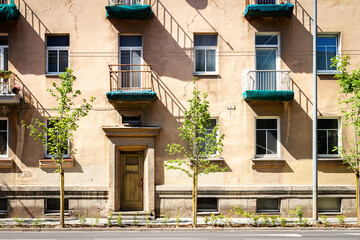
[
  {"left": 12, "top": 86, "right": 20, "bottom": 94},
  {"left": 0, "top": 69, "right": 12, "bottom": 78}
]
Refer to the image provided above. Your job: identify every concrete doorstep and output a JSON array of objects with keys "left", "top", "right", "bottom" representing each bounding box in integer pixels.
[{"left": 0, "top": 217, "right": 358, "bottom": 230}]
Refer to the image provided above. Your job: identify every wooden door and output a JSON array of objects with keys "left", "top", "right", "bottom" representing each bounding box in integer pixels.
[{"left": 120, "top": 153, "right": 143, "bottom": 211}]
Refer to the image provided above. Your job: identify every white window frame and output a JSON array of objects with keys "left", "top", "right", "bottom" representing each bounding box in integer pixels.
[
  {"left": 46, "top": 36, "right": 70, "bottom": 75},
  {"left": 317, "top": 117, "right": 341, "bottom": 158},
  {"left": 119, "top": 35, "right": 143, "bottom": 89},
  {"left": 255, "top": 116, "right": 280, "bottom": 158},
  {"left": 44, "top": 119, "right": 70, "bottom": 159},
  {"left": 193, "top": 34, "right": 219, "bottom": 75},
  {"left": 205, "top": 117, "right": 219, "bottom": 157},
  {"left": 317, "top": 33, "right": 341, "bottom": 75},
  {"left": 255, "top": 32, "right": 280, "bottom": 70},
  {"left": 0, "top": 118, "right": 8, "bottom": 158}
]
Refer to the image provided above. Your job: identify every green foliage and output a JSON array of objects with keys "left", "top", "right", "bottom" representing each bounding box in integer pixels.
[
  {"left": 289, "top": 207, "right": 303, "bottom": 223},
  {"left": 175, "top": 210, "right": 181, "bottom": 227},
  {"left": 162, "top": 212, "right": 170, "bottom": 227},
  {"left": 164, "top": 82, "right": 226, "bottom": 177},
  {"left": 217, "top": 214, "right": 225, "bottom": 226},
  {"left": 107, "top": 211, "right": 113, "bottom": 227},
  {"left": 91, "top": 213, "right": 100, "bottom": 227},
  {"left": 146, "top": 211, "right": 151, "bottom": 228},
  {"left": 232, "top": 206, "right": 244, "bottom": 217},
  {"left": 279, "top": 216, "right": 288, "bottom": 227},
  {"left": 204, "top": 216, "right": 210, "bottom": 225},
  {"left": 270, "top": 215, "right": 278, "bottom": 226},
  {"left": 252, "top": 215, "right": 259, "bottom": 225},
  {"left": 22, "top": 68, "right": 95, "bottom": 169},
  {"left": 337, "top": 214, "right": 346, "bottom": 225},
  {"left": 332, "top": 55, "right": 360, "bottom": 174},
  {"left": 261, "top": 214, "right": 270, "bottom": 226},
  {"left": 243, "top": 211, "right": 252, "bottom": 224},
  {"left": 31, "top": 217, "right": 43, "bottom": 227},
  {"left": 116, "top": 213, "right": 123, "bottom": 227},
  {"left": 14, "top": 216, "right": 25, "bottom": 227},
  {"left": 210, "top": 214, "right": 218, "bottom": 226},
  {"left": 320, "top": 215, "right": 329, "bottom": 227},
  {"left": 78, "top": 211, "right": 87, "bottom": 225},
  {"left": 133, "top": 211, "right": 139, "bottom": 226}
]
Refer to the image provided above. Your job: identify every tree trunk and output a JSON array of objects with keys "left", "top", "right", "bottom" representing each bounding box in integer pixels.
[
  {"left": 60, "top": 165, "right": 65, "bottom": 228},
  {"left": 357, "top": 172, "right": 359, "bottom": 225},
  {"left": 192, "top": 166, "right": 197, "bottom": 228},
  {"left": 194, "top": 169, "right": 198, "bottom": 228}
]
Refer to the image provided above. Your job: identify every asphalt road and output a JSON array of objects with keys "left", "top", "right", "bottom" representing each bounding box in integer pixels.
[{"left": 1, "top": 230, "right": 360, "bottom": 240}]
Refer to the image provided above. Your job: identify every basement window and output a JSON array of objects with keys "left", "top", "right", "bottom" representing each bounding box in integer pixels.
[
  {"left": 0, "top": 199, "right": 7, "bottom": 214},
  {"left": 256, "top": 198, "right": 280, "bottom": 213},
  {"left": 318, "top": 198, "right": 341, "bottom": 213},
  {"left": 197, "top": 198, "right": 218, "bottom": 213},
  {"left": 46, "top": 198, "right": 69, "bottom": 214},
  {"left": 122, "top": 116, "right": 141, "bottom": 126}
]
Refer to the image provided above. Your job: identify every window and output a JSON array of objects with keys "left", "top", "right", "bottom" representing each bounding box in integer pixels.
[
  {"left": 0, "top": 36, "right": 8, "bottom": 94},
  {"left": 255, "top": 33, "right": 279, "bottom": 90},
  {"left": 318, "top": 198, "right": 341, "bottom": 213},
  {"left": 194, "top": 34, "right": 218, "bottom": 74},
  {"left": 317, "top": 34, "right": 339, "bottom": 74},
  {"left": 200, "top": 118, "right": 219, "bottom": 157},
  {"left": 317, "top": 119, "right": 339, "bottom": 157},
  {"left": 197, "top": 198, "right": 218, "bottom": 213},
  {"left": 256, "top": 198, "right": 280, "bottom": 213},
  {"left": 46, "top": 35, "right": 69, "bottom": 74},
  {"left": 46, "top": 198, "right": 69, "bottom": 213},
  {"left": 45, "top": 119, "right": 69, "bottom": 159},
  {"left": 0, "top": 199, "right": 7, "bottom": 214},
  {"left": 255, "top": 118, "right": 279, "bottom": 157},
  {"left": 119, "top": 35, "right": 143, "bottom": 89},
  {"left": 0, "top": 119, "right": 8, "bottom": 157}
]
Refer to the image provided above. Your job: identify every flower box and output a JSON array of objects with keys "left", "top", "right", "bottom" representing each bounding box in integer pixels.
[{"left": 39, "top": 158, "right": 74, "bottom": 169}]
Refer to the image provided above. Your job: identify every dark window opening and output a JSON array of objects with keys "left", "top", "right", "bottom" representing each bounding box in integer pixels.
[
  {"left": 46, "top": 198, "right": 69, "bottom": 213},
  {"left": 0, "top": 199, "right": 7, "bottom": 214},
  {"left": 257, "top": 198, "right": 280, "bottom": 213},
  {"left": 122, "top": 116, "right": 141, "bottom": 126},
  {"left": 197, "top": 198, "right": 218, "bottom": 213},
  {"left": 318, "top": 198, "right": 341, "bottom": 213}
]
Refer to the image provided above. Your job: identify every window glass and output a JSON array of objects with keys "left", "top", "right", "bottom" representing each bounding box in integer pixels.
[
  {"left": 206, "top": 50, "right": 216, "bottom": 72},
  {"left": 256, "top": 119, "right": 278, "bottom": 156},
  {"left": 119, "top": 36, "right": 142, "bottom": 47},
  {"left": 195, "top": 50, "right": 206, "bottom": 72},
  {"left": 318, "top": 198, "right": 341, "bottom": 212},
  {"left": 257, "top": 198, "right": 279, "bottom": 212},
  {"left": 0, "top": 36, "right": 8, "bottom": 46},
  {"left": 47, "top": 36, "right": 69, "bottom": 47},
  {"left": 197, "top": 198, "right": 217, "bottom": 212},
  {"left": 59, "top": 50, "right": 69, "bottom": 73},
  {"left": 317, "top": 35, "right": 338, "bottom": 71},
  {"left": 194, "top": 35, "right": 217, "bottom": 47},
  {"left": 46, "top": 198, "right": 69, "bottom": 213},
  {"left": 255, "top": 35, "right": 278, "bottom": 45},
  {"left": 0, "top": 120, "right": 7, "bottom": 156},
  {"left": 0, "top": 199, "right": 7, "bottom": 214},
  {"left": 317, "top": 119, "right": 339, "bottom": 155}
]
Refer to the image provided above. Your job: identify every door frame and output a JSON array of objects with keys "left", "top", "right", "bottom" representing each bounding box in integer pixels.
[{"left": 120, "top": 151, "right": 144, "bottom": 211}]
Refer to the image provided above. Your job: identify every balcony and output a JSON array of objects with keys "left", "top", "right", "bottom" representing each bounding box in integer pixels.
[
  {"left": 244, "top": 0, "right": 294, "bottom": 18},
  {"left": 242, "top": 70, "right": 294, "bottom": 101},
  {"left": 106, "top": 64, "right": 157, "bottom": 109},
  {"left": 0, "top": 0, "right": 20, "bottom": 22},
  {"left": 0, "top": 74, "right": 21, "bottom": 104},
  {"left": 106, "top": 0, "right": 152, "bottom": 20}
]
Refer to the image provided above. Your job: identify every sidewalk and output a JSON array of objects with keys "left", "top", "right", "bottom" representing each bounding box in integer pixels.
[{"left": 0, "top": 217, "right": 358, "bottom": 228}]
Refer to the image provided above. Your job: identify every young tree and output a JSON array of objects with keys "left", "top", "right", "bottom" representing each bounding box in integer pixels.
[
  {"left": 164, "top": 82, "right": 226, "bottom": 228},
  {"left": 332, "top": 55, "right": 360, "bottom": 224},
  {"left": 23, "top": 69, "right": 94, "bottom": 228}
]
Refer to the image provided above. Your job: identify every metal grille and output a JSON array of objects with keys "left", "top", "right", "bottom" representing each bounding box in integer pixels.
[
  {"left": 108, "top": 0, "right": 150, "bottom": 6},
  {"left": 247, "top": 0, "right": 290, "bottom": 4},
  {"left": 246, "top": 70, "right": 291, "bottom": 91}
]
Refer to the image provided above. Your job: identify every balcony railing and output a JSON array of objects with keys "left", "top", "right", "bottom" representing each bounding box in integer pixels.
[
  {"left": 0, "top": 0, "right": 9, "bottom": 5},
  {"left": 108, "top": 0, "right": 151, "bottom": 6},
  {"left": 0, "top": 76, "right": 17, "bottom": 94},
  {"left": 109, "top": 64, "right": 153, "bottom": 92},
  {"left": 246, "top": 0, "right": 290, "bottom": 5},
  {"left": 246, "top": 70, "right": 291, "bottom": 91}
]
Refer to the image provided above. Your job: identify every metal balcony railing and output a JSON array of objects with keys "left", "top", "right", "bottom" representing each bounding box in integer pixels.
[
  {"left": 109, "top": 64, "right": 153, "bottom": 92},
  {"left": 0, "top": 76, "right": 16, "bottom": 94},
  {"left": 0, "top": 0, "right": 9, "bottom": 4},
  {"left": 246, "top": 0, "right": 290, "bottom": 5},
  {"left": 108, "top": 0, "right": 151, "bottom": 6},
  {"left": 245, "top": 70, "right": 291, "bottom": 91}
]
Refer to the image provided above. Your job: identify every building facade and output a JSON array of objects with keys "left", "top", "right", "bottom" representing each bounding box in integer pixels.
[{"left": 0, "top": 0, "right": 358, "bottom": 218}]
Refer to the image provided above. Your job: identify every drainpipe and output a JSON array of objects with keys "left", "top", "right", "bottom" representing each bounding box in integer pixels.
[{"left": 312, "top": 0, "right": 318, "bottom": 222}]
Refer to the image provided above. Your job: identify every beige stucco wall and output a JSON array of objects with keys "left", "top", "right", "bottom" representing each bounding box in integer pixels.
[{"left": 0, "top": 0, "right": 359, "bottom": 216}]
